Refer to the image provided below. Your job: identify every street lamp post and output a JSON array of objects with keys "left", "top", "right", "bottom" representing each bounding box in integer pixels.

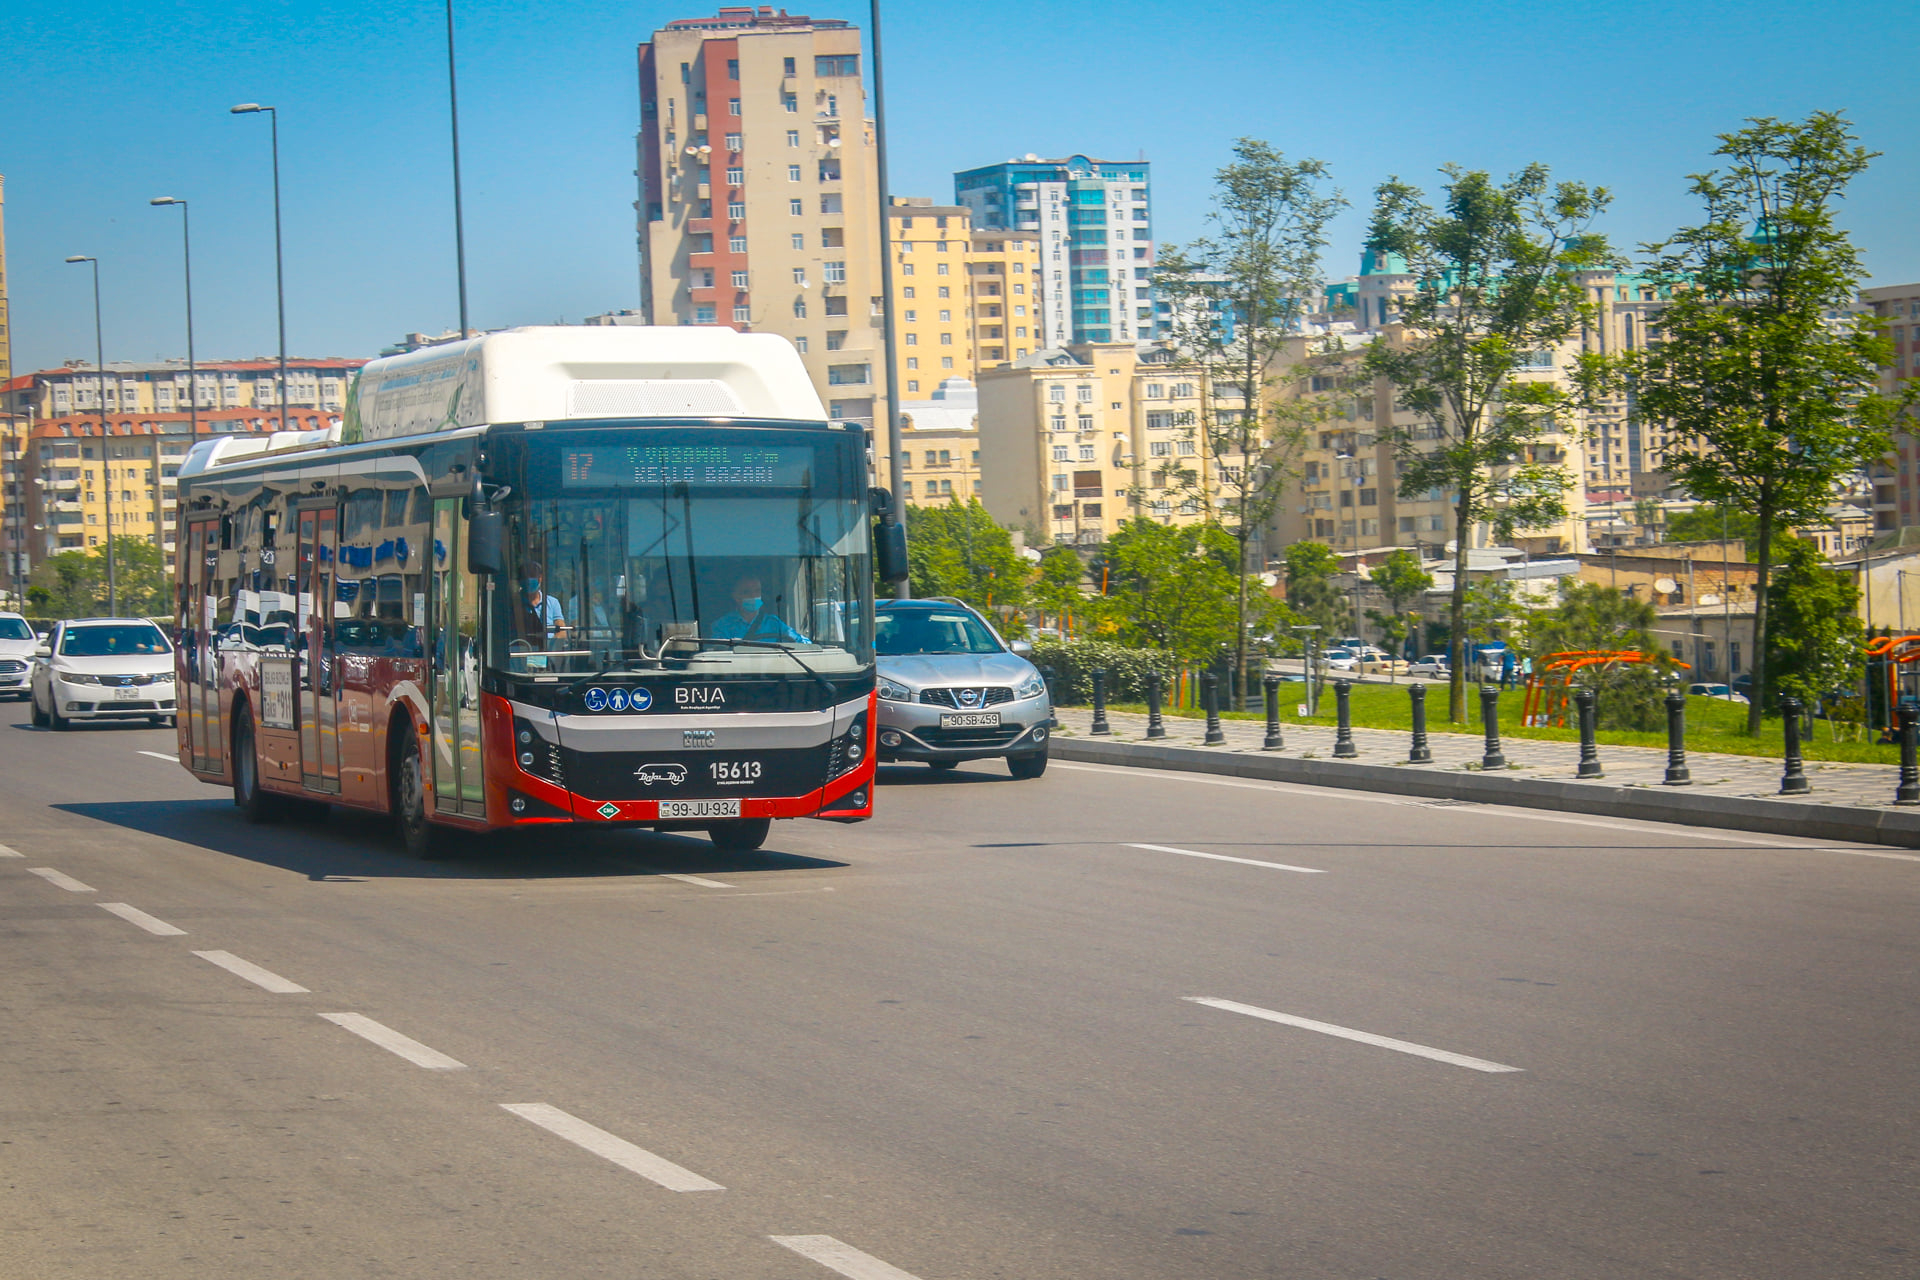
[
  {"left": 63, "top": 255, "right": 115, "bottom": 616},
  {"left": 444, "top": 0, "right": 470, "bottom": 338},
  {"left": 868, "top": 0, "right": 908, "bottom": 599},
  {"left": 230, "top": 104, "right": 291, "bottom": 435},
  {"left": 148, "top": 198, "right": 199, "bottom": 449}
]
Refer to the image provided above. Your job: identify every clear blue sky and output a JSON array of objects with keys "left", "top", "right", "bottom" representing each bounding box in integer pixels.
[{"left": 4, "top": 0, "right": 1913, "bottom": 374}]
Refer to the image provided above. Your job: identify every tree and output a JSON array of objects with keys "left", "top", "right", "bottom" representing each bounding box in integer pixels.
[
  {"left": 1156, "top": 139, "right": 1346, "bottom": 706},
  {"left": 1031, "top": 545, "right": 1087, "bottom": 632},
  {"left": 1095, "top": 518, "right": 1242, "bottom": 664},
  {"left": 1526, "top": 581, "right": 1672, "bottom": 730},
  {"left": 26, "top": 537, "right": 170, "bottom": 619},
  {"left": 1631, "top": 112, "right": 1907, "bottom": 733},
  {"left": 1365, "top": 163, "right": 1615, "bottom": 721},
  {"left": 1662, "top": 502, "right": 1765, "bottom": 554},
  {"left": 904, "top": 499, "right": 1031, "bottom": 619},
  {"left": 1768, "top": 536, "right": 1864, "bottom": 713},
  {"left": 1367, "top": 548, "right": 1432, "bottom": 663},
  {"left": 1282, "top": 540, "right": 1346, "bottom": 635}
]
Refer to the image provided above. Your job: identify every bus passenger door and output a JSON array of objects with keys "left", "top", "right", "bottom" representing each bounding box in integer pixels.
[
  {"left": 185, "top": 518, "right": 219, "bottom": 772},
  {"left": 297, "top": 506, "right": 342, "bottom": 792},
  {"left": 430, "top": 500, "right": 485, "bottom": 816}
]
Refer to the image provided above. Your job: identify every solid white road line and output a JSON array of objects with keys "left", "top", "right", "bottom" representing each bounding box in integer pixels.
[
  {"left": 27, "top": 866, "right": 94, "bottom": 892},
  {"left": 770, "top": 1235, "right": 924, "bottom": 1280},
  {"left": 1186, "top": 997, "right": 1524, "bottom": 1074},
  {"left": 319, "top": 1012, "right": 467, "bottom": 1070},
  {"left": 100, "top": 903, "right": 187, "bottom": 936},
  {"left": 659, "top": 872, "right": 734, "bottom": 889},
  {"left": 0, "top": 843, "right": 22, "bottom": 857},
  {"left": 137, "top": 750, "right": 178, "bottom": 762},
  {"left": 500, "top": 1103, "right": 724, "bottom": 1192},
  {"left": 193, "top": 950, "right": 309, "bottom": 993},
  {"left": 1127, "top": 842, "right": 1326, "bottom": 874}
]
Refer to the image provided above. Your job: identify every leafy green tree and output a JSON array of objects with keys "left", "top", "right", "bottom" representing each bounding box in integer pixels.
[
  {"left": 27, "top": 537, "right": 170, "bottom": 619},
  {"left": 1282, "top": 540, "right": 1346, "bottom": 634},
  {"left": 1364, "top": 163, "right": 1615, "bottom": 721},
  {"left": 1095, "top": 518, "right": 1241, "bottom": 664},
  {"left": 1031, "top": 545, "right": 1087, "bottom": 632},
  {"left": 1768, "top": 536, "right": 1864, "bottom": 712},
  {"left": 1156, "top": 139, "right": 1347, "bottom": 706},
  {"left": 1662, "top": 503, "right": 1764, "bottom": 553},
  {"left": 1631, "top": 112, "right": 1907, "bottom": 732},
  {"left": 904, "top": 499, "right": 1031, "bottom": 618},
  {"left": 1367, "top": 548, "right": 1432, "bottom": 660},
  {"left": 1526, "top": 581, "right": 1672, "bottom": 730}
]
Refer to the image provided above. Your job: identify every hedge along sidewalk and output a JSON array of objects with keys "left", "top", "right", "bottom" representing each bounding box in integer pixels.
[{"left": 1049, "top": 707, "right": 1920, "bottom": 849}]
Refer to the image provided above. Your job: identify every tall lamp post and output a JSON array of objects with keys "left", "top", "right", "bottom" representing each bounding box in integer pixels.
[
  {"left": 148, "top": 198, "right": 200, "bottom": 449},
  {"left": 868, "top": 0, "right": 908, "bottom": 598},
  {"left": 229, "top": 104, "right": 291, "bottom": 435},
  {"left": 63, "top": 254, "right": 116, "bottom": 616},
  {"left": 444, "top": 0, "right": 470, "bottom": 338}
]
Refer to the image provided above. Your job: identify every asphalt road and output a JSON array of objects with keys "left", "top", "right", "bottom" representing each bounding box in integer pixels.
[{"left": 2, "top": 707, "right": 1916, "bottom": 1279}]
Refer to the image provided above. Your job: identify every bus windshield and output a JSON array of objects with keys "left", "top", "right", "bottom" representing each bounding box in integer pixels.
[{"left": 491, "top": 425, "right": 873, "bottom": 676}]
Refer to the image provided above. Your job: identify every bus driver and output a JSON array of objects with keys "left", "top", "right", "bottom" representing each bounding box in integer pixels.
[{"left": 711, "top": 575, "right": 806, "bottom": 644}]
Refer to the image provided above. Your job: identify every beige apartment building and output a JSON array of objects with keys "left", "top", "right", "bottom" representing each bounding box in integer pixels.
[
  {"left": 637, "top": 7, "right": 883, "bottom": 444},
  {"left": 896, "top": 377, "right": 980, "bottom": 507},
  {"left": 3, "top": 359, "right": 362, "bottom": 422},
  {"left": 886, "top": 199, "right": 1044, "bottom": 395}
]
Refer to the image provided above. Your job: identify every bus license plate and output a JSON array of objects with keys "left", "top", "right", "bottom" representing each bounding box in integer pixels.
[
  {"left": 658, "top": 799, "right": 740, "bottom": 819},
  {"left": 940, "top": 711, "right": 1000, "bottom": 729}
]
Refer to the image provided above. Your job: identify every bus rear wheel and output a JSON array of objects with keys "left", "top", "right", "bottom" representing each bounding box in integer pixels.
[{"left": 707, "top": 818, "right": 770, "bottom": 853}]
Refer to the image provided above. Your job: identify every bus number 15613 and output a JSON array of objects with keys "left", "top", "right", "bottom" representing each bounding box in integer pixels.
[{"left": 710, "top": 760, "right": 762, "bottom": 783}]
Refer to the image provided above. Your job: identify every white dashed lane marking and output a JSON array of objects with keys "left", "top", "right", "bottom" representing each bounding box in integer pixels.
[
  {"left": 318, "top": 1012, "right": 467, "bottom": 1070},
  {"left": 0, "top": 843, "right": 22, "bottom": 857},
  {"left": 100, "top": 903, "right": 187, "bottom": 936},
  {"left": 500, "top": 1103, "right": 724, "bottom": 1192},
  {"left": 27, "top": 867, "right": 94, "bottom": 893},
  {"left": 1186, "top": 997, "right": 1524, "bottom": 1074},
  {"left": 193, "top": 950, "right": 308, "bottom": 993},
  {"left": 137, "top": 750, "right": 178, "bottom": 762},
  {"left": 770, "top": 1235, "right": 925, "bottom": 1280},
  {"left": 659, "top": 873, "right": 734, "bottom": 889}
]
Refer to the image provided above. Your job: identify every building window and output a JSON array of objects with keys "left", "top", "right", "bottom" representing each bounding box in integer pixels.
[
  {"left": 823, "top": 261, "right": 846, "bottom": 283},
  {"left": 731, "top": 270, "right": 749, "bottom": 287},
  {"left": 791, "top": 233, "right": 806, "bottom": 249},
  {"left": 827, "top": 363, "right": 870, "bottom": 385},
  {"left": 728, "top": 98, "right": 741, "bottom": 115},
  {"left": 1053, "top": 446, "right": 1069, "bottom": 461},
  {"left": 732, "top": 305, "right": 751, "bottom": 323},
  {"left": 824, "top": 295, "right": 848, "bottom": 316},
  {"left": 1048, "top": 385, "right": 1065, "bottom": 403},
  {"left": 726, "top": 58, "right": 739, "bottom": 78},
  {"left": 724, "top": 134, "right": 742, "bottom": 150},
  {"left": 787, "top": 130, "right": 800, "bottom": 147},
  {"left": 729, "top": 235, "right": 747, "bottom": 252},
  {"left": 728, "top": 202, "right": 746, "bottom": 219},
  {"left": 1149, "top": 441, "right": 1171, "bottom": 457},
  {"left": 782, "top": 94, "right": 797, "bottom": 113},
  {"left": 941, "top": 357, "right": 954, "bottom": 369},
  {"left": 790, "top": 199, "right": 804, "bottom": 215},
  {"left": 726, "top": 167, "right": 745, "bottom": 184},
  {"left": 792, "top": 268, "right": 808, "bottom": 284},
  {"left": 904, "top": 334, "right": 917, "bottom": 346},
  {"left": 793, "top": 298, "right": 807, "bottom": 317},
  {"left": 1177, "top": 440, "right": 1196, "bottom": 455},
  {"left": 937, "top": 263, "right": 950, "bottom": 275},
  {"left": 788, "top": 164, "right": 802, "bottom": 181},
  {"left": 939, "top": 333, "right": 952, "bottom": 345},
  {"left": 906, "top": 357, "right": 918, "bottom": 369},
  {"left": 814, "top": 54, "right": 859, "bottom": 76},
  {"left": 794, "top": 336, "right": 808, "bottom": 352},
  {"left": 694, "top": 304, "right": 716, "bottom": 323},
  {"left": 826, "top": 330, "right": 846, "bottom": 349},
  {"left": 783, "top": 56, "right": 796, "bottom": 74},
  {"left": 907, "top": 380, "right": 919, "bottom": 392},
  {"left": 820, "top": 194, "right": 843, "bottom": 214}
]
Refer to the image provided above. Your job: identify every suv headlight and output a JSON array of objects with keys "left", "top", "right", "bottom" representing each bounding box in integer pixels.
[
  {"left": 1015, "top": 672, "right": 1046, "bottom": 701},
  {"left": 877, "top": 676, "right": 912, "bottom": 702}
]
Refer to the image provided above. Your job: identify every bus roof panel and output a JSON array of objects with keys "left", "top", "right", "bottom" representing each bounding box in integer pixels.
[{"left": 346, "top": 326, "right": 826, "bottom": 442}]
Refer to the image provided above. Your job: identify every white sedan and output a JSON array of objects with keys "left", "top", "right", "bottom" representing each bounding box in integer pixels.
[
  {"left": 30, "top": 618, "right": 178, "bottom": 731},
  {"left": 1408, "top": 655, "right": 1451, "bottom": 679}
]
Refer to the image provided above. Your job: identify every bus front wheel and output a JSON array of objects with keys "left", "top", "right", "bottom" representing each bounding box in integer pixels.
[
  {"left": 232, "top": 713, "right": 280, "bottom": 823},
  {"left": 394, "top": 744, "right": 445, "bottom": 859},
  {"left": 707, "top": 818, "right": 770, "bottom": 853}
]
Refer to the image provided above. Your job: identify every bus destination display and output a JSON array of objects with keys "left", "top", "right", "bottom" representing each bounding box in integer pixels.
[{"left": 563, "top": 444, "right": 814, "bottom": 488}]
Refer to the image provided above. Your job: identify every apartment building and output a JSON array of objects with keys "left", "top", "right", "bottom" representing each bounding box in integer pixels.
[
  {"left": 0, "top": 174, "right": 12, "bottom": 390},
  {"left": 896, "top": 378, "right": 980, "bottom": 507},
  {"left": 979, "top": 342, "right": 1226, "bottom": 545},
  {"left": 636, "top": 7, "right": 882, "bottom": 438},
  {"left": 954, "top": 155, "right": 1156, "bottom": 349},
  {"left": 4, "top": 358, "right": 363, "bottom": 422},
  {"left": 1863, "top": 281, "right": 1920, "bottom": 536},
  {"left": 886, "top": 199, "right": 1044, "bottom": 394}
]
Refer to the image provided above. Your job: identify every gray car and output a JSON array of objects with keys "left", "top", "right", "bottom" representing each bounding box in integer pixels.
[{"left": 874, "top": 599, "right": 1051, "bottom": 778}]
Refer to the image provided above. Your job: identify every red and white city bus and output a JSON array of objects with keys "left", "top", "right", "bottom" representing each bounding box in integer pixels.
[{"left": 173, "top": 326, "right": 899, "bottom": 855}]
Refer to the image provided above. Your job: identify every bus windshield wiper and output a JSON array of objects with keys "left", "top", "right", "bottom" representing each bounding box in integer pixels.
[{"left": 564, "top": 657, "right": 655, "bottom": 693}]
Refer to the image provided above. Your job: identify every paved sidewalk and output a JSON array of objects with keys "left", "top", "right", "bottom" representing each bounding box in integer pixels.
[{"left": 1052, "top": 706, "right": 1914, "bottom": 811}]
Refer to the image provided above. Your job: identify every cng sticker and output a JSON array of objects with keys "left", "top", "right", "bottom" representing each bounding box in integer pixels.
[{"left": 596, "top": 802, "right": 621, "bottom": 819}]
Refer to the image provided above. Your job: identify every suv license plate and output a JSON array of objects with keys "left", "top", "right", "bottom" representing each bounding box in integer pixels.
[
  {"left": 940, "top": 711, "right": 1001, "bottom": 728},
  {"left": 659, "top": 799, "right": 740, "bottom": 819}
]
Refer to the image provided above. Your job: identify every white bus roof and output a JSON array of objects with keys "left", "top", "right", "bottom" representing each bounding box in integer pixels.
[{"left": 345, "top": 325, "right": 826, "bottom": 443}]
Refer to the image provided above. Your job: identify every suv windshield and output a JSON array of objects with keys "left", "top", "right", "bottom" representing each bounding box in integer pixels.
[
  {"left": 60, "top": 624, "right": 170, "bottom": 656},
  {"left": 0, "top": 617, "right": 33, "bottom": 641},
  {"left": 875, "top": 608, "right": 1003, "bottom": 656}
]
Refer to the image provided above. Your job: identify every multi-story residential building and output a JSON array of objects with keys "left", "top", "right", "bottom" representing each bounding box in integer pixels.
[
  {"left": 18, "top": 411, "right": 315, "bottom": 565},
  {"left": 885, "top": 199, "right": 1044, "bottom": 393},
  {"left": 3, "top": 358, "right": 364, "bottom": 422},
  {"left": 1, "top": 174, "right": 13, "bottom": 389},
  {"left": 896, "top": 377, "right": 980, "bottom": 507},
  {"left": 1863, "top": 282, "right": 1920, "bottom": 536},
  {"left": 980, "top": 341, "right": 1226, "bottom": 545},
  {"left": 636, "top": 7, "right": 883, "bottom": 440},
  {"left": 954, "top": 155, "right": 1156, "bottom": 349}
]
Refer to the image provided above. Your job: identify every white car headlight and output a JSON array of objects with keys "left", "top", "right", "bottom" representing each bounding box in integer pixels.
[
  {"left": 59, "top": 671, "right": 102, "bottom": 686},
  {"left": 1015, "top": 672, "right": 1046, "bottom": 701},
  {"left": 877, "top": 676, "right": 912, "bottom": 702}
]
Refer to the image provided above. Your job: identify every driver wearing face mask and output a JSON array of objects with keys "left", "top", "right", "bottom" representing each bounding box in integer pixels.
[
  {"left": 519, "top": 561, "right": 568, "bottom": 645},
  {"left": 711, "top": 575, "right": 806, "bottom": 644}
]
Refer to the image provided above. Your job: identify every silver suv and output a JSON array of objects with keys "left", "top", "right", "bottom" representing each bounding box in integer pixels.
[{"left": 874, "top": 599, "right": 1051, "bottom": 778}]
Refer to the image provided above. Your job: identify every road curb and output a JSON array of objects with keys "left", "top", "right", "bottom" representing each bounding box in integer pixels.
[{"left": 1051, "top": 737, "right": 1920, "bottom": 849}]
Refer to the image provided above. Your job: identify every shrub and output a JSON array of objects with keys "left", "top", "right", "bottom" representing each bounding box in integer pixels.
[{"left": 1028, "top": 639, "right": 1179, "bottom": 705}]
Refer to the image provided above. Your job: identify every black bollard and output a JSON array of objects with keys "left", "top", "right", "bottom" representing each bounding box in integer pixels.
[
  {"left": 1202, "top": 672, "right": 1225, "bottom": 745},
  {"left": 1408, "top": 682, "right": 1433, "bottom": 763},
  {"left": 1662, "top": 686, "right": 1691, "bottom": 785},
  {"left": 1145, "top": 671, "right": 1167, "bottom": 739},
  {"left": 1262, "top": 674, "right": 1283, "bottom": 750},
  {"left": 1573, "top": 686, "right": 1603, "bottom": 778},
  {"left": 1480, "top": 684, "right": 1507, "bottom": 770},
  {"left": 1778, "top": 696, "right": 1810, "bottom": 795},
  {"left": 1090, "top": 668, "right": 1111, "bottom": 735},
  {"left": 1897, "top": 703, "right": 1920, "bottom": 805},
  {"left": 1332, "top": 679, "right": 1358, "bottom": 758}
]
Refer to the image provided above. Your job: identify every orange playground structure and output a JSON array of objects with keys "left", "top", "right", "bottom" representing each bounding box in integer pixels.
[{"left": 1521, "top": 650, "right": 1687, "bottom": 728}]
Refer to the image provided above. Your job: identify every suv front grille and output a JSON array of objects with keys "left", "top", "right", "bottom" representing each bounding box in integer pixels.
[
  {"left": 0, "top": 659, "right": 25, "bottom": 674},
  {"left": 919, "top": 686, "right": 1013, "bottom": 709}
]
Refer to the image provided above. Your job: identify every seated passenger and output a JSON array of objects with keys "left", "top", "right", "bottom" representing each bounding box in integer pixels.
[{"left": 710, "top": 575, "right": 807, "bottom": 644}]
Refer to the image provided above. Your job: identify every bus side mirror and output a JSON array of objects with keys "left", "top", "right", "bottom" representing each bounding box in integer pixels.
[
  {"left": 875, "top": 519, "right": 909, "bottom": 585},
  {"left": 869, "top": 486, "right": 894, "bottom": 517},
  {"left": 468, "top": 508, "right": 506, "bottom": 576}
]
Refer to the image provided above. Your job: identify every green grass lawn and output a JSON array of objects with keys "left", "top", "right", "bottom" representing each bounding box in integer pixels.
[{"left": 1100, "top": 679, "right": 1899, "bottom": 766}]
